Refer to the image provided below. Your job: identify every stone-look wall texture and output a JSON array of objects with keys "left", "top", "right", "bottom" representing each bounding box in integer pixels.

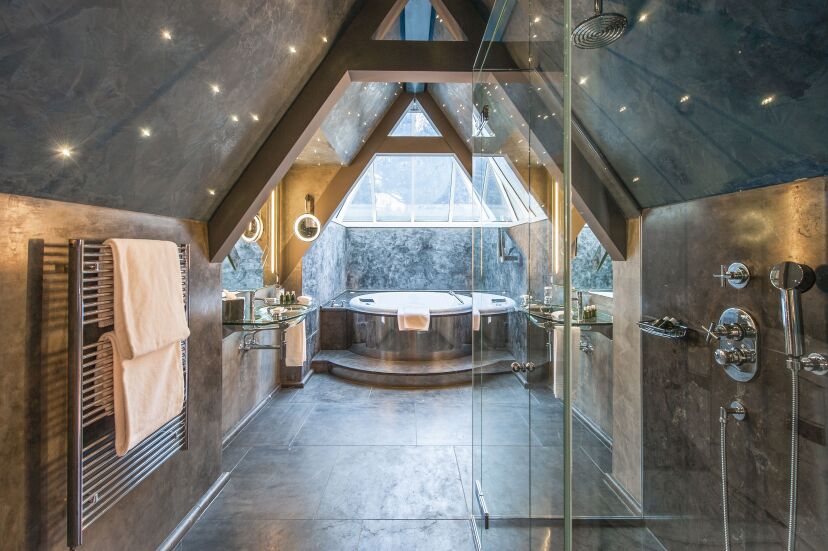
[
  {"left": 345, "top": 227, "right": 472, "bottom": 290},
  {"left": 221, "top": 239, "right": 264, "bottom": 291},
  {"left": 572, "top": 225, "right": 613, "bottom": 291},
  {"left": 221, "top": 331, "right": 278, "bottom": 438},
  {"left": 641, "top": 178, "right": 828, "bottom": 550},
  {"left": 0, "top": 0, "right": 358, "bottom": 220},
  {"left": 611, "top": 218, "right": 643, "bottom": 505},
  {"left": 0, "top": 193, "right": 222, "bottom": 551}
]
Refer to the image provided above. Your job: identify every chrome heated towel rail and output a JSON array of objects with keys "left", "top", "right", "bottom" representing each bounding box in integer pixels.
[{"left": 67, "top": 239, "right": 190, "bottom": 549}]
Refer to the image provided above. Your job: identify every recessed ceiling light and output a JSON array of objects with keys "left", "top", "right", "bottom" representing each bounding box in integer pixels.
[
  {"left": 57, "top": 145, "right": 73, "bottom": 158},
  {"left": 230, "top": 114, "right": 239, "bottom": 122},
  {"left": 161, "top": 28, "right": 172, "bottom": 40},
  {"left": 210, "top": 83, "right": 221, "bottom": 95},
  {"left": 639, "top": 13, "right": 648, "bottom": 22},
  {"left": 632, "top": 176, "right": 640, "bottom": 183},
  {"left": 207, "top": 189, "right": 216, "bottom": 196},
  {"left": 578, "top": 76, "right": 588, "bottom": 85},
  {"left": 533, "top": 16, "right": 541, "bottom": 23},
  {"left": 761, "top": 95, "right": 775, "bottom": 106},
  {"left": 250, "top": 113, "right": 259, "bottom": 122},
  {"left": 679, "top": 95, "right": 690, "bottom": 103},
  {"left": 289, "top": 45, "right": 297, "bottom": 54},
  {"left": 322, "top": 36, "right": 328, "bottom": 43},
  {"left": 619, "top": 105, "right": 627, "bottom": 112},
  {"left": 139, "top": 127, "right": 152, "bottom": 138}
]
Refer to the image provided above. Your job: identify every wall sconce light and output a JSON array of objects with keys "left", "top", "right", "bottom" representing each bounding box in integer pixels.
[
  {"left": 242, "top": 214, "right": 264, "bottom": 242},
  {"left": 294, "top": 194, "right": 321, "bottom": 242}
]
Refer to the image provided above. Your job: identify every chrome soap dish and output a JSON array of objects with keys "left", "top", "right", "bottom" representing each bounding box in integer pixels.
[{"left": 638, "top": 316, "right": 688, "bottom": 339}]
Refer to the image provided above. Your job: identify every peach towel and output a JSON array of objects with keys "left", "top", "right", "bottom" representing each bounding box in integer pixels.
[
  {"left": 397, "top": 304, "right": 430, "bottom": 331},
  {"left": 104, "top": 239, "right": 190, "bottom": 359},
  {"left": 100, "top": 332, "right": 184, "bottom": 456}
]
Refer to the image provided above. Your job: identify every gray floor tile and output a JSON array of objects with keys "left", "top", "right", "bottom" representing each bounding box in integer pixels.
[
  {"left": 230, "top": 403, "right": 313, "bottom": 447},
  {"left": 317, "top": 446, "right": 467, "bottom": 520},
  {"left": 293, "top": 402, "right": 416, "bottom": 445},
  {"left": 221, "top": 445, "right": 251, "bottom": 473},
  {"left": 369, "top": 385, "right": 471, "bottom": 406},
  {"left": 181, "top": 519, "right": 362, "bottom": 551},
  {"left": 358, "top": 520, "right": 473, "bottom": 551},
  {"left": 482, "top": 520, "right": 663, "bottom": 551},
  {"left": 455, "top": 445, "right": 630, "bottom": 518},
  {"left": 203, "top": 446, "right": 341, "bottom": 520},
  {"left": 289, "top": 373, "right": 373, "bottom": 403}
]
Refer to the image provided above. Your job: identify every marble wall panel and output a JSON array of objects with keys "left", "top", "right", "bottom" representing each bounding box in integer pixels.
[{"left": 345, "top": 227, "right": 472, "bottom": 290}]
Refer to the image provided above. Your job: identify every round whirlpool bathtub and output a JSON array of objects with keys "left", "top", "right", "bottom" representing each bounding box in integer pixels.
[{"left": 348, "top": 291, "right": 514, "bottom": 361}]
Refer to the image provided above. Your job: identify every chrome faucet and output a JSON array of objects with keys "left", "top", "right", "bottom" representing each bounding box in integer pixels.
[{"left": 448, "top": 290, "right": 465, "bottom": 304}]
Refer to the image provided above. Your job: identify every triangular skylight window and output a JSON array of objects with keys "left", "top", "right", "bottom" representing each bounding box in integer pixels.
[
  {"left": 389, "top": 99, "right": 441, "bottom": 137},
  {"left": 335, "top": 154, "right": 546, "bottom": 227},
  {"left": 374, "top": 0, "right": 466, "bottom": 41}
]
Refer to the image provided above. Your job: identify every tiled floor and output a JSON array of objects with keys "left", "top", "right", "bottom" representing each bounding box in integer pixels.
[{"left": 183, "top": 373, "right": 662, "bottom": 550}]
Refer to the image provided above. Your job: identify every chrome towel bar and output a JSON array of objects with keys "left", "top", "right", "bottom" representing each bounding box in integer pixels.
[{"left": 67, "top": 239, "right": 190, "bottom": 549}]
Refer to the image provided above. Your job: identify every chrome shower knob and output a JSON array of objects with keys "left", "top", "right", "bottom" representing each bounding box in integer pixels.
[
  {"left": 713, "top": 262, "right": 750, "bottom": 289},
  {"left": 525, "top": 362, "right": 536, "bottom": 372},
  {"left": 802, "top": 353, "right": 828, "bottom": 376},
  {"left": 715, "top": 347, "right": 755, "bottom": 367},
  {"left": 511, "top": 362, "right": 522, "bottom": 373}
]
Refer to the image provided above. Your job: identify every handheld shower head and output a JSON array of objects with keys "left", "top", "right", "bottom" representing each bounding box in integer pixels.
[{"left": 770, "top": 262, "right": 815, "bottom": 357}]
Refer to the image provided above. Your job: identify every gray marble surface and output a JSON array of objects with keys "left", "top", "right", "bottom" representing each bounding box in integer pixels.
[
  {"left": 221, "top": 239, "right": 264, "bottom": 291},
  {"left": 302, "top": 221, "right": 347, "bottom": 305},
  {"left": 0, "top": 0, "right": 358, "bottom": 219},
  {"left": 572, "top": 225, "right": 613, "bottom": 291},
  {"left": 345, "top": 227, "right": 472, "bottom": 290},
  {"left": 640, "top": 177, "right": 828, "bottom": 550}
]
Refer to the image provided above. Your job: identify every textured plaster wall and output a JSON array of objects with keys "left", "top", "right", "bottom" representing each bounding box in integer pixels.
[{"left": 0, "top": 192, "right": 222, "bottom": 550}]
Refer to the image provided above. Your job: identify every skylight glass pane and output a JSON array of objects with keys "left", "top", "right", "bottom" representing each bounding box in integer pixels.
[
  {"left": 389, "top": 101, "right": 441, "bottom": 137},
  {"left": 482, "top": 161, "right": 514, "bottom": 222},
  {"left": 413, "top": 156, "right": 452, "bottom": 222},
  {"left": 451, "top": 165, "right": 479, "bottom": 222},
  {"left": 340, "top": 168, "right": 374, "bottom": 222},
  {"left": 373, "top": 155, "right": 412, "bottom": 221}
]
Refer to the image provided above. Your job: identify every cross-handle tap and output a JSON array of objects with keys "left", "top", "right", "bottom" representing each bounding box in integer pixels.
[
  {"left": 713, "top": 262, "right": 750, "bottom": 288},
  {"left": 702, "top": 321, "right": 750, "bottom": 343}
]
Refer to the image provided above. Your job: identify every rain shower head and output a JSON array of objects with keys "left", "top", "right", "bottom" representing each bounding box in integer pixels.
[{"left": 572, "top": 0, "right": 627, "bottom": 49}]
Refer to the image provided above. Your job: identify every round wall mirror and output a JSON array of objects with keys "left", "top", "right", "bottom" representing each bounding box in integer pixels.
[
  {"left": 241, "top": 214, "right": 264, "bottom": 242},
  {"left": 294, "top": 213, "right": 321, "bottom": 242}
]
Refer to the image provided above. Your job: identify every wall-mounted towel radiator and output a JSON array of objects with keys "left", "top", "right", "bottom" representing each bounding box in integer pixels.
[{"left": 67, "top": 239, "right": 190, "bottom": 549}]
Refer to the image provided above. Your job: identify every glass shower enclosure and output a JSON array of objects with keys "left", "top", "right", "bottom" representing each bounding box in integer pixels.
[{"left": 470, "top": 1, "right": 643, "bottom": 549}]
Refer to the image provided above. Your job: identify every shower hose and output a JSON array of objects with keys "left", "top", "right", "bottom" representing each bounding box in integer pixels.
[
  {"left": 787, "top": 360, "right": 799, "bottom": 551},
  {"left": 719, "top": 407, "right": 732, "bottom": 551}
]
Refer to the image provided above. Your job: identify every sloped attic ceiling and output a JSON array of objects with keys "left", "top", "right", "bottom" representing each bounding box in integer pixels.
[
  {"left": 295, "top": 83, "right": 403, "bottom": 166},
  {"left": 0, "top": 0, "right": 359, "bottom": 219},
  {"left": 483, "top": 0, "right": 828, "bottom": 208}
]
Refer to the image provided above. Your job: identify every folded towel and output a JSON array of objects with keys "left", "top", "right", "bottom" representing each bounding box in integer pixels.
[
  {"left": 472, "top": 307, "right": 481, "bottom": 332},
  {"left": 100, "top": 332, "right": 184, "bottom": 456},
  {"left": 296, "top": 295, "right": 313, "bottom": 305},
  {"left": 398, "top": 304, "right": 430, "bottom": 331},
  {"left": 285, "top": 321, "right": 307, "bottom": 367},
  {"left": 105, "top": 239, "right": 190, "bottom": 359}
]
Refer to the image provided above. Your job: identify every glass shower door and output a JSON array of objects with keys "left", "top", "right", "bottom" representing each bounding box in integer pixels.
[{"left": 471, "top": 0, "right": 573, "bottom": 548}]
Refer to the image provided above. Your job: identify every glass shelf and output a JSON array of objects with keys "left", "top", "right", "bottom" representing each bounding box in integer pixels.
[
  {"left": 519, "top": 304, "right": 613, "bottom": 328},
  {"left": 223, "top": 304, "right": 315, "bottom": 330}
]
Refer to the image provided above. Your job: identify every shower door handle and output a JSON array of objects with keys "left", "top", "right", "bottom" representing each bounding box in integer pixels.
[{"left": 511, "top": 362, "right": 536, "bottom": 373}]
